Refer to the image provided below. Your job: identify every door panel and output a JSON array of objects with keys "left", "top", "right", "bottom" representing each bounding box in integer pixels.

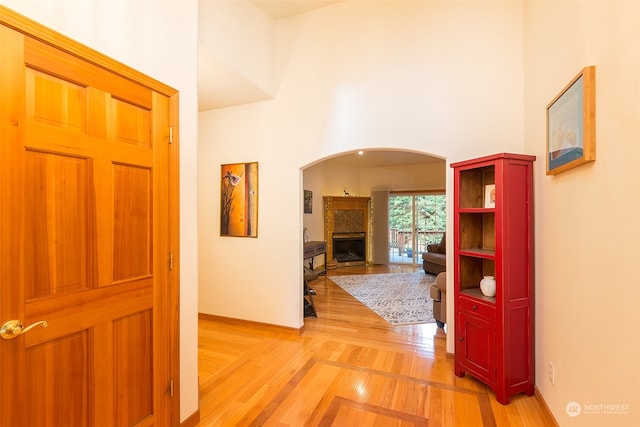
[
  {"left": 113, "top": 164, "right": 152, "bottom": 282},
  {"left": 26, "top": 67, "right": 87, "bottom": 131},
  {"left": 114, "top": 310, "right": 153, "bottom": 425},
  {"left": 112, "top": 98, "right": 151, "bottom": 147},
  {"left": 26, "top": 331, "right": 90, "bottom": 426},
  {"left": 1, "top": 13, "right": 176, "bottom": 425},
  {"left": 25, "top": 151, "right": 91, "bottom": 298}
]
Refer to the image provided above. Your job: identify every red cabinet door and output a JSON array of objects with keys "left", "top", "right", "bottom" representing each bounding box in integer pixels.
[{"left": 457, "top": 309, "right": 496, "bottom": 385}]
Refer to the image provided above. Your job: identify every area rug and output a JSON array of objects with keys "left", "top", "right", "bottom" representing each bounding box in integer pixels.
[{"left": 329, "top": 272, "right": 436, "bottom": 325}]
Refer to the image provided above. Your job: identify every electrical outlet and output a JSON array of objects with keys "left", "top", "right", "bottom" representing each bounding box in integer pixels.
[{"left": 548, "top": 362, "right": 555, "bottom": 385}]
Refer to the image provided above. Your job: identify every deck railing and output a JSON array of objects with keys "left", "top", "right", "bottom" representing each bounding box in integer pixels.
[{"left": 389, "top": 229, "right": 445, "bottom": 256}]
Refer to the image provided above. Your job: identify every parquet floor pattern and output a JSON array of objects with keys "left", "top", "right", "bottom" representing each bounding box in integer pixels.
[{"left": 197, "top": 265, "right": 556, "bottom": 426}]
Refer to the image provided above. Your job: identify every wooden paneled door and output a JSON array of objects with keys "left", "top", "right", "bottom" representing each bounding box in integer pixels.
[{"left": 0, "top": 8, "right": 179, "bottom": 426}]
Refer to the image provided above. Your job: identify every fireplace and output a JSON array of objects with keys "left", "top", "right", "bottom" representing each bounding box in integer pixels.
[
  {"left": 332, "top": 232, "right": 366, "bottom": 267},
  {"left": 323, "top": 196, "right": 371, "bottom": 266}
]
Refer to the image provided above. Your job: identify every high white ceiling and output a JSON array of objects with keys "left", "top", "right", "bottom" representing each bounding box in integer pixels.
[
  {"left": 198, "top": 1, "right": 343, "bottom": 111},
  {"left": 199, "top": 1, "right": 441, "bottom": 167},
  {"left": 248, "top": 0, "right": 343, "bottom": 20}
]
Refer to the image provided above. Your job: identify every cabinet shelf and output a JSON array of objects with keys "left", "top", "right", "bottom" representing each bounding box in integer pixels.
[
  {"left": 460, "top": 288, "right": 496, "bottom": 304},
  {"left": 458, "top": 248, "right": 495, "bottom": 259},
  {"left": 452, "top": 153, "right": 535, "bottom": 405},
  {"left": 459, "top": 208, "right": 495, "bottom": 214}
]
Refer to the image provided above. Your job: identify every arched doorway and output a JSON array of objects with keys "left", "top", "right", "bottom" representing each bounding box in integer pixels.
[{"left": 301, "top": 149, "right": 446, "bottom": 271}]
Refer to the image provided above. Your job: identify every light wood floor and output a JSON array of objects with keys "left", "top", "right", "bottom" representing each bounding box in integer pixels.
[{"left": 197, "top": 264, "right": 556, "bottom": 426}]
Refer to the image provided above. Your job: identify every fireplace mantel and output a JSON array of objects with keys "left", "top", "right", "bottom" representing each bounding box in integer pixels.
[{"left": 323, "top": 196, "right": 371, "bottom": 265}]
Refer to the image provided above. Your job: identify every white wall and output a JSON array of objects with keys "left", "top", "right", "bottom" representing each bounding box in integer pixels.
[
  {"left": 359, "top": 162, "right": 447, "bottom": 195},
  {"left": 323, "top": 161, "right": 362, "bottom": 195},
  {"left": 198, "top": 0, "right": 525, "bottom": 337},
  {"left": 524, "top": 2, "right": 640, "bottom": 426},
  {"left": 0, "top": 0, "right": 200, "bottom": 422},
  {"left": 318, "top": 159, "right": 446, "bottom": 197},
  {"left": 198, "top": 0, "right": 275, "bottom": 110},
  {"left": 199, "top": 0, "right": 274, "bottom": 94}
]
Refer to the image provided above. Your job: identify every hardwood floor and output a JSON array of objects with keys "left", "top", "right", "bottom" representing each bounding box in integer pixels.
[{"left": 197, "top": 265, "right": 556, "bottom": 426}]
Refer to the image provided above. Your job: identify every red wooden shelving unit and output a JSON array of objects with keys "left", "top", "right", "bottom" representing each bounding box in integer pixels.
[{"left": 451, "top": 153, "right": 535, "bottom": 405}]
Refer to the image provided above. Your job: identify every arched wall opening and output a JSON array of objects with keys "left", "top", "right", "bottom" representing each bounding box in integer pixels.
[
  {"left": 300, "top": 148, "right": 452, "bottom": 351},
  {"left": 301, "top": 147, "right": 447, "bottom": 243}
]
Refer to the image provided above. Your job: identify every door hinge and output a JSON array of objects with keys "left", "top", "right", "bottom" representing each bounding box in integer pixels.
[
  {"left": 169, "top": 126, "right": 173, "bottom": 144},
  {"left": 169, "top": 252, "right": 174, "bottom": 270},
  {"left": 169, "top": 379, "right": 174, "bottom": 397}
]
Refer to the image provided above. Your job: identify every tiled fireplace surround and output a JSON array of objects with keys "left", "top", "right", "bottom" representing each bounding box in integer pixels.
[{"left": 323, "top": 196, "right": 371, "bottom": 266}]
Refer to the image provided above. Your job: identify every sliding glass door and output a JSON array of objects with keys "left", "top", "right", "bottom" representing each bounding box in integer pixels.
[{"left": 389, "top": 193, "right": 446, "bottom": 264}]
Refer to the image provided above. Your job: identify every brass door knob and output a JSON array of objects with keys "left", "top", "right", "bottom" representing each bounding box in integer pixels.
[{"left": 0, "top": 320, "right": 48, "bottom": 340}]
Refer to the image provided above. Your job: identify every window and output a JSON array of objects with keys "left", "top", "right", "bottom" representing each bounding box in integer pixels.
[{"left": 389, "top": 193, "right": 446, "bottom": 264}]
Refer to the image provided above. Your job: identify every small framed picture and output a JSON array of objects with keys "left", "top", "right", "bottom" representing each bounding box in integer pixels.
[
  {"left": 484, "top": 184, "right": 495, "bottom": 208},
  {"left": 304, "top": 190, "right": 313, "bottom": 214}
]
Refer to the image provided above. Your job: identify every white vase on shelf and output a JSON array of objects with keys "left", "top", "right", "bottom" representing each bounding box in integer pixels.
[{"left": 480, "top": 276, "right": 496, "bottom": 297}]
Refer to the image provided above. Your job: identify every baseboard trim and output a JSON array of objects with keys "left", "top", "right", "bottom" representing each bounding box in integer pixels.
[
  {"left": 534, "top": 386, "right": 560, "bottom": 427},
  {"left": 180, "top": 409, "right": 200, "bottom": 427},
  {"left": 198, "top": 313, "right": 305, "bottom": 335}
]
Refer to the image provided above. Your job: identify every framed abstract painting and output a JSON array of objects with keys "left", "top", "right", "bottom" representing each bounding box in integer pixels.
[{"left": 220, "top": 162, "right": 258, "bottom": 237}]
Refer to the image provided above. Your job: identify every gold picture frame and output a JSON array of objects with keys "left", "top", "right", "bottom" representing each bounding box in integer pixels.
[
  {"left": 546, "top": 66, "right": 596, "bottom": 175},
  {"left": 220, "top": 162, "right": 258, "bottom": 237}
]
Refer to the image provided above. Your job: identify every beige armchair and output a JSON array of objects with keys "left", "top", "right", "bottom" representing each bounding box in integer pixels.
[{"left": 430, "top": 272, "right": 446, "bottom": 328}]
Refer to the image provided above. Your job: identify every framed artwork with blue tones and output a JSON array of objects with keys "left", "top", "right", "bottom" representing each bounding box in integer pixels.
[{"left": 546, "top": 66, "right": 596, "bottom": 175}]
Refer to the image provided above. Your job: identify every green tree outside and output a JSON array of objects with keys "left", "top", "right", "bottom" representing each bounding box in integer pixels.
[{"left": 389, "top": 194, "right": 446, "bottom": 254}]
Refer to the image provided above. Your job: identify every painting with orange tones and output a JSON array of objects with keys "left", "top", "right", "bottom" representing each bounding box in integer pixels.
[{"left": 220, "top": 162, "right": 258, "bottom": 237}]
